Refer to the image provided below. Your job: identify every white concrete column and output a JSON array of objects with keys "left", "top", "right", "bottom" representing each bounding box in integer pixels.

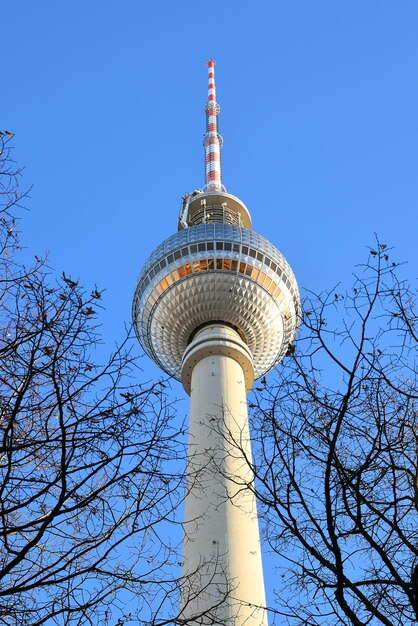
[{"left": 179, "top": 324, "right": 268, "bottom": 626}]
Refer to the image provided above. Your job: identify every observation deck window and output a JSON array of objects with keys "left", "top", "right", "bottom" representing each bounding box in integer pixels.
[
  {"left": 268, "top": 280, "right": 277, "bottom": 295},
  {"left": 136, "top": 233, "right": 299, "bottom": 324}
]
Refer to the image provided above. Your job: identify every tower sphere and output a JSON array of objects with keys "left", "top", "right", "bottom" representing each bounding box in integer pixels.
[{"left": 132, "top": 197, "right": 300, "bottom": 383}]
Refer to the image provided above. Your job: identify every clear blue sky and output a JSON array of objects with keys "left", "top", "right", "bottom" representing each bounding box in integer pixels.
[{"left": 4, "top": 0, "right": 418, "bottom": 619}]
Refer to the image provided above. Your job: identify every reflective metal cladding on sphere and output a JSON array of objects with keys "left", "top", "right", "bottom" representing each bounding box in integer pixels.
[{"left": 132, "top": 221, "right": 300, "bottom": 380}]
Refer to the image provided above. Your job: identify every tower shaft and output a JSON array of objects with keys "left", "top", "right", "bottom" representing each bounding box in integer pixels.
[{"left": 180, "top": 324, "right": 268, "bottom": 626}]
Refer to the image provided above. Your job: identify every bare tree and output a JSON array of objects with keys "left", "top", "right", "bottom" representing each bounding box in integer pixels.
[
  {"left": 0, "top": 133, "right": 185, "bottom": 626},
  {"left": 247, "top": 242, "right": 418, "bottom": 625}
]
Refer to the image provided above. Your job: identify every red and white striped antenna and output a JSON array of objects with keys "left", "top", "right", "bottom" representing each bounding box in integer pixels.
[{"left": 203, "top": 60, "right": 226, "bottom": 192}]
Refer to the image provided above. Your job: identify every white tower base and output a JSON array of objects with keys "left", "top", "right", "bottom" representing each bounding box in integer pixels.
[{"left": 180, "top": 324, "right": 268, "bottom": 626}]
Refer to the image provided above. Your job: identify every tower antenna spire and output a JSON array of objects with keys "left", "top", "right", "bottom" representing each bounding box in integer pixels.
[{"left": 204, "top": 60, "right": 225, "bottom": 192}]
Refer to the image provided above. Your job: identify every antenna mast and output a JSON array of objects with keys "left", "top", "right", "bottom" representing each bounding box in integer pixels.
[{"left": 204, "top": 60, "right": 225, "bottom": 192}]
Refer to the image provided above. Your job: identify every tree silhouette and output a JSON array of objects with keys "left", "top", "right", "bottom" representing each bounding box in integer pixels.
[
  {"left": 247, "top": 242, "right": 418, "bottom": 625},
  {"left": 0, "top": 134, "right": 185, "bottom": 626}
]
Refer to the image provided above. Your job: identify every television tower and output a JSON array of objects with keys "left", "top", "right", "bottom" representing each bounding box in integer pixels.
[{"left": 133, "top": 61, "right": 300, "bottom": 626}]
